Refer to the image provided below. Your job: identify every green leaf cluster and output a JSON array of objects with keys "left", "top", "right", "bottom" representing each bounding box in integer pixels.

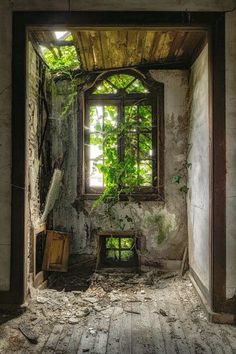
[
  {"left": 42, "top": 43, "right": 79, "bottom": 73},
  {"left": 92, "top": 114, "right": 152, "bottom": 208}
]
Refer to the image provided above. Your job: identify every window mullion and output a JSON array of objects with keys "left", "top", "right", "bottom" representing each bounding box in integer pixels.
[
  {"left": 102, "top": 105, "right": 105, "bottom": 188},
  {"left": 152, "top": 97, "right": 158, "bottom": 188},
  {"left": 118, "top": 99, "right": 125, "bottom": 162},
  {"left": 137, "top": 105, "right": 140, "bottom": 185}
]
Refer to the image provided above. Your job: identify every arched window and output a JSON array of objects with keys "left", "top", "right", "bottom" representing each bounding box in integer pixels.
[{"left": 79, "top": 70, "right": 164, "bottom": 199}]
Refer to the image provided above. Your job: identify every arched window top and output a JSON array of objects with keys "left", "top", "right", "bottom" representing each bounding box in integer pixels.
[{"left": 92, "top": 73, "right": 149, "bottom": 94}]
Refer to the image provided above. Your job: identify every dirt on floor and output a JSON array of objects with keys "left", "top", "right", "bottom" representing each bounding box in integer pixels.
[{"left": 0, "top": 269, "right": 235, "bottom": 353}]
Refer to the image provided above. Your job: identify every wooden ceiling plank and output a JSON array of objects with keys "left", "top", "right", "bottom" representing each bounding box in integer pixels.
[
  {"left": 100, "top": 31, "right": 112, "bottom": 69},
  {"left": 82, "top": 31, "right": 96, "bottom": 71},
  {"left": 75, "top": 31, "right": 89, "bottom": 71},
  {"left": 126, "top": 30, "right": 140, "bottom": 66},
  {"left": 176, "top": 31, "right": 189, "bottom": 58},
  {"left": 182, "top": 32, "right": 206, "bottom": 62},
  {"left": 136, "top": 31, "right": 147, "bottom": 65},
  {"left": 98, "top": 32, "right": 105, "bottom": 69},
  {"left": 188, "top": 32, "right": 207, "bottom": 66},
  {"left": 142, "top": 31, "right": 156, "bottom": 63},
  {"left": 158, "top": 31, "right": 176, "bottom": 60},
  {"left": 117, "top": 30, "right": 128, "bottom": 67},
  {"left": 89, "top": 30, "right": 104, "bottom": 69},
  {"left": 150, "top": 32, "right": 163, "bottom": 61},
  {"left": 168, "top": 31, "right": 186, "bottom": 60},
  {"left": 108, "top": 30, "right": 124, "bottom": 68}
]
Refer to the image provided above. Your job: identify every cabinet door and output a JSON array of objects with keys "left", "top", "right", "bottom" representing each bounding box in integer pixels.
[{"left": 42, "top": 231, "right": 70, "bottom": 272}]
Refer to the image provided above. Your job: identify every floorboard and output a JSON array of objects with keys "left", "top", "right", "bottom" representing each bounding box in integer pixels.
[{"left": 0, "top": 275, "right": 235, "bottom": 354}]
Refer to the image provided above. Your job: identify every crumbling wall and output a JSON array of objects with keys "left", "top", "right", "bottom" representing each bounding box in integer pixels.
[
  {"left": 187, "top": 45, "right": 209, "bottom": 291},
  {"left": 26, "top": 42, "right": 42, "bottom": 278},
  {"left": 51, "top": 70, "right": 189, "bottom": 265},
  {"left": 26, "top": 42, "right": 52, "bottom": 278}
]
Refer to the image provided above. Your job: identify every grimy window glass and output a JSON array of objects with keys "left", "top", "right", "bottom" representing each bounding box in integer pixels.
[{"left": 82, "top": 70, "right": 163, "bottom": 197}]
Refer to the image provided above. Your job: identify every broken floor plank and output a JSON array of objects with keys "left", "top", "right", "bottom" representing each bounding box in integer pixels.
[
  {"left": 157, "top": 287, "right": 191, "bottom": 354},
  {"left": 91, "top": 313, "right": 111, "bottom": 354},
  {"left": 154, "top": 300, "right": 178, "bottom": 354},
  {"left": 42, "top": 324, "right": 64, "bottom": 353},
  {"left": 18, "top": 322, "right": 38, "bottom": 344},
  {"left": 147, "top": 301, "right": 166, "bottom": 353},
  {"left": 106, "top": 307, "right": 123, "bottom": 354},
  {"left": 77, "top": 313, "right": 102, "bottom": 353},
  {"left": 67, "top": 324, "right": 84, "bottom": 354},
  {"left": 55, "top": 324, "right": 75, "bottom": 353},
  {"left": 119, "top": 302, "right": 132, "bottom": 354},
  {"left": 131, "top": 301, "right": 158, "bottom": 354}
]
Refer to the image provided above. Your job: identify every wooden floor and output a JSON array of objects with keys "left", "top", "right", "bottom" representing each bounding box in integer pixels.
[{"left": 0, "top": 275, "right": 236, "bottom": 353}]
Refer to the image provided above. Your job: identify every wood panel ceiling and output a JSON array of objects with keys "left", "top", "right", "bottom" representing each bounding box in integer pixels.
[
  {"left": 72, "top": 30, "right": 206, "bottom": 70},
  {"left": 31, "top": 29, "right": 206, "bottom": 71}
]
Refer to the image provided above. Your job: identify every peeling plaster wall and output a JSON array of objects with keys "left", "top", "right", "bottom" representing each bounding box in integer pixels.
[
  {"left": 26, "top": 42, "right": 41, "bottom": 279},
  {"left": 226, "top": 10, "right": 236, "bottom": 299},
  {"left": 187, "top": 45, "right": 210, "bottom": 291},
  {"left": 51, "top": 70, "right": 189, "bottom": 264}
]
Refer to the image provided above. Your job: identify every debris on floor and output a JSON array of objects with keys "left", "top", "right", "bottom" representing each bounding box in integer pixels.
[{"left": 0, "top": 269, "right": 235, "bottom": 353}]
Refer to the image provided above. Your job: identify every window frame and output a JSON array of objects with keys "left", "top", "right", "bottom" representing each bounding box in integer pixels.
[{"left": 78, "top": 69, "right": 164, "bottom": 201}]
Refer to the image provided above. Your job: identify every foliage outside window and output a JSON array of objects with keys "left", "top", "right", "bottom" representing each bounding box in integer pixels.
[
  {"left": 42, "top": 34, "right": 80, "bottom": 73},
  {"left": 80, "top": 71, "right": 163, "bottom": 202}
]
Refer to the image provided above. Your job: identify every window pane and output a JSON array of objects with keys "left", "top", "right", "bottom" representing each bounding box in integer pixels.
[
  {"left": 139, "top": 133, "right": 152, "bottom": 159},
  {"left": 126, "top": 79, "right": 149, "bottom": 93},
  {"left": 89, "top": 133, "right": 103, "bottom": 146},
  {"left": 89, "top": 160, "right": 103, "bottom": 187},
  {"left": 139, "top": 105, "right": 152, "bottom": 128},
  {"left": 106, "top": 237, "right": 119, "bottom": 249},
  {"left": 93, "top": 80, "right": 117, "bottom": 94},
  {"left": 104, "top": 105, "right": 118, "bottom": 130},
  {"left": 120, "top": 238, "right": 134, "bottom": 249},
  {"left": 139, "top": 161, "right": 152, "bottom": 186},
  {"left": 125, "top": 133, "right": 137, "bottom": 155},
  {"left": 107, "top": 250, "right": 119, "bottom": 260},
  {"left": 125, "top": 105, "right": 138, "bottom": 130},
  {"left": 89, "top": 106, "right": 103, "bottom": 132},
  {"left": 120, "top": 251, "right": 134, "bottom": 261},
  {"left": 108, "top": 74, "right": 134, "bottom": 89},
  {"left": 89, "top": 144, "right": 103, "bottom": 159}
]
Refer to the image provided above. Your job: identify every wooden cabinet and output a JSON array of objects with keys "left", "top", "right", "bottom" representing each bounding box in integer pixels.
[{"left": 42, "top": 231, "right": 70, "bottom": 272}]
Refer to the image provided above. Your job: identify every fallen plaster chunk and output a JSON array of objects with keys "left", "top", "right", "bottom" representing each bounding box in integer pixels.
[
  {"left": 68, "top": 317, "right": 80, "bottom": 324},
  {"left": 36, "top": 296, "right": 48, "bottom": 304}
]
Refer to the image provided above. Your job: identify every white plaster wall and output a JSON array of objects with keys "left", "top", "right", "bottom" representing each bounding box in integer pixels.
[
  {"left": 187, "top": 45, "right": 209, "bottom": 291},
  {"left": 226, "top": 9, "right": 236, "bottom": 299},
  {"left": 0, "top": 0, "right": 236, "bottom": 294},
  {"left": 51, "top": 71, "right": 189, "bottom": 262}
]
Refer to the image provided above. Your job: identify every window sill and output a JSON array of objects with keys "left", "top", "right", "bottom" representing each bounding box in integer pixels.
[{"left": 78, "top": 192, "right": 164, "bottom": 202}]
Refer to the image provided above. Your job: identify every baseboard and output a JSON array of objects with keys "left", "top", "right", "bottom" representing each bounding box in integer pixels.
[{"left": 189, "top": 272, "right": 236, "bottom": 325}]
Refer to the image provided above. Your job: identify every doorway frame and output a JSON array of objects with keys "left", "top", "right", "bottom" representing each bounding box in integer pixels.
[{"left": 1, "top": 11, "right": 231, "bottom": 315}]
